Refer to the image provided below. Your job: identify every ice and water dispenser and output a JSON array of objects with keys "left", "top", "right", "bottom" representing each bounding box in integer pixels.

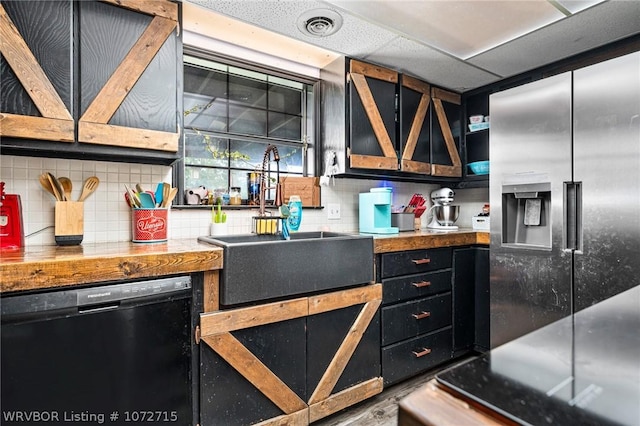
[{"left": 501, "top": 181, "right": 552, "bottom": 249}]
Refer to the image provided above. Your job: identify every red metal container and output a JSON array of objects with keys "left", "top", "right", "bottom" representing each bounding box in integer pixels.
[{"left": 132, "top": 208, "right": 168, "bottom": 243}]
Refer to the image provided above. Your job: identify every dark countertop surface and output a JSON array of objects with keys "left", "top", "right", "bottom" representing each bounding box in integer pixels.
[{"left": 437, "top": 284, "right": 640, "bottom": 426}]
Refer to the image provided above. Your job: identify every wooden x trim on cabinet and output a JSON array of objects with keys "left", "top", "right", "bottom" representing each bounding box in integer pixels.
[
  {"left": 199, "top": 284, "right": 383, "bottom": 424},
  {"left": 400, "top": 75, "right": 432, "bottom": 175},
  {"left": 78, "top": 0, "right": 179, "bottom": 152},
  {"left": 0, "top": 4, "right": 74, "bottom": 142},
  {"left": 431, "top": 88, "right": 462, "bottom": 177},
  {"left": 349, "top": 59, "right": 399, "bottom": 171}
]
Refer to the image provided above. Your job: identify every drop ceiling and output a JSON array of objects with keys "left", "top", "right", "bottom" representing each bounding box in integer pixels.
[{"left": 184, "top": 0, "right": 640, "bottom": 93}]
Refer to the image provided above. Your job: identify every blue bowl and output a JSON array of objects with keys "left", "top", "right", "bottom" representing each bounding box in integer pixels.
[{"left": 468, "top": 161, "right": 489, "bottom": 175}]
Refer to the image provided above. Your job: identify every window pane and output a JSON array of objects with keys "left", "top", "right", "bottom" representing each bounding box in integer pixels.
[
  {"left": 269, "top": 112, "right": 301, "bottom": 140},
  {"left": 184, "top": 132, "right": 228, "bottom": 168},
  {"left": 184, "top": 94, "right": 227, "bottom": 131},
  {"left": 276, "top": 144, "right": 304, "bottom": 173},
  {"left": 269, "top": 84, "right": 302, "bottom": 114},
  {"left": 229, "top": 105, "right": 267, "bottom": 136},
  {"left": 184, "top": 166, "right": 227, "bottom": 195},
  {"left": 228, "top": 139, "right": 269, "bottom": 170},
  {"left": 228, "top": 74, "right": 267, "bottom": 109}
]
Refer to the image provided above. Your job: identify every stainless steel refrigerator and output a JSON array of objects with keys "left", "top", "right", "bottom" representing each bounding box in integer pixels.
[{"left": 489, "top": 51, "right": 640, "bottom": 348}]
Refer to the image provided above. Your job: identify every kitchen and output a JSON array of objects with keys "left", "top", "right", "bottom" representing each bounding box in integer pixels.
[{"left": 1, "top": 0, "right": 639, "bottom": 425}]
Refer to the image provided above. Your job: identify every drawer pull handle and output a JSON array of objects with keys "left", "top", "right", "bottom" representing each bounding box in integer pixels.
[
  {"left": 411, "top": 258, "right": 431, "bottom": 265},
  {"left": 412, "top": 311, "right": 431, "bottom": 320},
  {"left": 412, "top": 348, "right": 432, "bottom": 358},
  {"left": 412, "top": 281, "right": 431, "bottom": 288}
]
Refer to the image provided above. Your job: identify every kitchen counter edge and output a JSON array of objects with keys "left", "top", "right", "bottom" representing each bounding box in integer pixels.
[
  {"left": 0, "top": 239, "right": 223, "bottom": 293},
  {"left": 373, "top": 229, "right": 489, "bottom": 253}
]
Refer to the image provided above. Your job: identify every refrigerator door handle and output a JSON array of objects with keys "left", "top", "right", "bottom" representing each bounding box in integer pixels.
[{"left": 564, "top": 182, "right": 583, "bottom": 252}]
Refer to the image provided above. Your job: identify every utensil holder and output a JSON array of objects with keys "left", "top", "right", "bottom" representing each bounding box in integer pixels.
[
  {"left": 132, "top": 208, "right": 168, "bottom": 243},
  {"left": 55, "top": 201, "right": 84, "bottom": 245}
]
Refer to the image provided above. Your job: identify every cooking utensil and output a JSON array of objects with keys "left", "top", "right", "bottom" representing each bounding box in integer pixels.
[
  {"left": 154, "top": 183, "right": 164, "bottom": 207},
  {"left": 78, "top": 176, "right": 99, "bottom": 202},
  {"left": 39, "top": 173, "right": 58, "bottom": 200},
  {"left": 162, "top": 183, "right": 171, "bottom": 207},
  {"left": 138, "top": 191, "right": 156, "bottom": 208},
  {"left": 124, "top": 185, "right": 141, "bottom": 208},
  {"left": 161, "top": 187, "right": 177, "bottom": 208},
  {"left": 46, "top": 173, "right": 64, "bottom": 201},
  {"left": 58, "top": 177, "right": 73, "bottom": 201}
]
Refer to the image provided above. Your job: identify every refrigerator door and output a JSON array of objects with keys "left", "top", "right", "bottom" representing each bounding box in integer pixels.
[
  {"left": 489, "top": 73, "right": 573, "bottom": 348},
  {"left": 573, "top": 51, "right": 640, "bottom": 311}
]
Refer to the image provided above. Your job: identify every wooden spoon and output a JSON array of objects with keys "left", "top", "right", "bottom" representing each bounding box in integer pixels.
[
  {"left": 46, "top": 172, "right": 64, "bottom": 201},
  {"left": 58, "top": 177, "right": 73, "bottom": 201},
  {"left": 39, "top": 173, "right": 58, "bottom": 200},
  {"left": 78, "top": 176, "right": 100, "bottom": 202}
]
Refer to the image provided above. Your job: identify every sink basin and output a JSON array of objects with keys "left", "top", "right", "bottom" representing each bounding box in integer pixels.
[{"left": 198, "top": 232, "right": 374, "bottom": 305}]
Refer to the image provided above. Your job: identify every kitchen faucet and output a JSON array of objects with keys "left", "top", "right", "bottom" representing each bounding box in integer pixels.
[{"left": 258, "top": 144, "right": 283, "bottom": 216}]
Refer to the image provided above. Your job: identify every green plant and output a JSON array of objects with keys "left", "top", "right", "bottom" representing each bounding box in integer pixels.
[{"left": 212, "top": 200, "right": 227, "bottom": 224}]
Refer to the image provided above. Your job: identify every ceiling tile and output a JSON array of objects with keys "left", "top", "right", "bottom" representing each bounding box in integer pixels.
[
  {"left": 365, "top": 37, "right": 501, "bottom": 92},
  {"left": 327, "top": 0, "right": 565, "bottom": 59},
  {"left": 468, "top": 0, "right": 640, "bottom": 78}
]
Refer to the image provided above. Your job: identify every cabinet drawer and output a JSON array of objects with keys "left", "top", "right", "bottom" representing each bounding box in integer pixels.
[
  {"left": 382, "top": 293, "right": 452, "bottom": 345},
  {"left": 382, "top": 328, "right": 452, "bottom": 386},
  {"left": 380, "top": 248, "right": 451, "bottom": 278},
  {"left": 382, "top": 270, "right": 451, "bottom": 305}
]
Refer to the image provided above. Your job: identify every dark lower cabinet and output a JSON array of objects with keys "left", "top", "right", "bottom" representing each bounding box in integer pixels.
[
  {"left": 198, "top": 285, "right": 382, "bottom": 425},
  {"left": 382, "top": 328, "right": 453, "bottom": 385},
  {"left": 378, "top": 248, "right": 454, "bottom": 386},
  {"left": 378, "top": 245, "right": 490, "bottom": 386},
  {"left": 200, "top": 319, "right": 306, "bottom": 425},
  {"left": 307, "top": 305, "right": 380, "bottom": 397},
  {"left": 453, "top": 247, "right": 490, "bottom": 354}
]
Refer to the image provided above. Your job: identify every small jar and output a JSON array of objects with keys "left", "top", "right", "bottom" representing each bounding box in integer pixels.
[{"left": 229, "top": 187, "right": 242, "bottom": 205}]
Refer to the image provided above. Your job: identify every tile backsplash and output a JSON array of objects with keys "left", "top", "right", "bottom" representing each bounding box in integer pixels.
[{"left": 1, "top": 155, "right": 488, "bottom": 247}]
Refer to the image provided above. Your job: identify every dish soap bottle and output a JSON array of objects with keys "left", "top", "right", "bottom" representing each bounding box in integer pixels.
[{"left": 288, "top": 195, "right": 302, "bottom": 232}]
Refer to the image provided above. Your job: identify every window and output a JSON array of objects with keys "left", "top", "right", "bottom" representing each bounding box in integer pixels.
[{"left": 181, "top": 52, "right": 317, "bottom": 204}]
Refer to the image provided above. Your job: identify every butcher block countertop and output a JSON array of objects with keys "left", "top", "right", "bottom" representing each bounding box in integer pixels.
[
  {"left": 0, "top": 230, "right": 488, "bottom": 293},
  {"left": 372, "top": 229, "right": 489, "bottom": 253},
  {"left": 0, "top": 239, "right": 223, "bottom": 293}
]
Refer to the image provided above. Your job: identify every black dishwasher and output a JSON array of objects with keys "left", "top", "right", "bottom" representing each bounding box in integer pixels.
[{"left": 1, "top": 276, "right": 194, "bottom": 425}]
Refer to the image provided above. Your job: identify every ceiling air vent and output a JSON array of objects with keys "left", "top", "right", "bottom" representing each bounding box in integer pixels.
[{"left": 297, "top": 9, "right": 343, "bottom": 37}]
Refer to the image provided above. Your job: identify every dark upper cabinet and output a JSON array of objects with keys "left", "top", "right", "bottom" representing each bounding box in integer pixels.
[
  {"left": 0, "top": 0, "right": 181, "bottom": 164},
  {"left": 0, "top": 0, "right": 74, "bottom": 142},
  {"left": 348, "top": 60, "right": 399, "bottom": 171},
  {"left": 321, "top": 57, "right": 462, "bottom": 181}
]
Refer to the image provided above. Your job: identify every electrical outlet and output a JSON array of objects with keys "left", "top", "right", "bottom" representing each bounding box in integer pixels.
[{"left": 327, "top": 203, "right": 341, "bottom": 220}]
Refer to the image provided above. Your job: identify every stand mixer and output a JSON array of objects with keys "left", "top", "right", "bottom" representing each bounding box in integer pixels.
[{"left": 427, "top": 188, "right": 460, "bottom": 230}]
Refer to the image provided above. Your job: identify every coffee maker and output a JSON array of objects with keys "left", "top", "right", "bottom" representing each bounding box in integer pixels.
[
  {"left": 427, "top": 188, "right": 460, "bottom": 231},
  {"left": 359, "top": 188, "right": 399, "bottom": 234}
]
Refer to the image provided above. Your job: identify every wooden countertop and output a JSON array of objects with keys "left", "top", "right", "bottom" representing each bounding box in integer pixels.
[
  {"left": 373, "top": 229, "right": 489, "bottom": 253},
  {"left": 0, "top": 230, "right": 488, "bottom": 293},
  {"left": 0, "top": 239, "right": 223, "bottom": 293}
]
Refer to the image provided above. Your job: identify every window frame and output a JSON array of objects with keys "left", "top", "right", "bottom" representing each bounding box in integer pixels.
[{"left": 175, "top": 46, "right": 321, "bottom": 207}]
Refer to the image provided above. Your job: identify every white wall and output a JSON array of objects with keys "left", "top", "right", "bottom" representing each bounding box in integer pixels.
[{"left": 1, "top": 155, "right": 488, "bottom": 246}]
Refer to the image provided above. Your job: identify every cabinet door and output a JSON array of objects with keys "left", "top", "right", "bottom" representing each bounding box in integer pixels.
[
  {"left": 431, "top": 87, "right": 462, "bottom": 177},
  {"left": 400, "top": 75, "right": 431, "bottom": 175},
  {"left": 78, "top": 0, "right": 180, "bottom": 152},
  {"left": 200, "top": 318, "right": 307, "bottom": 425},
  {"left": 452, "top": 248, "right": 475, "bottom": 353},
  {"left": 0, "top": 1, "right": 74, "bottom": 142},
  {"left": 348, "top": 59, "right": 398, "bottom": 171}
]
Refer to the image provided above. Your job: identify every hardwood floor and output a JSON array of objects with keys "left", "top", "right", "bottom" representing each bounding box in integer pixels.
[{"left": 314, "top": 356, "right": 476, "bottom": 426}]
